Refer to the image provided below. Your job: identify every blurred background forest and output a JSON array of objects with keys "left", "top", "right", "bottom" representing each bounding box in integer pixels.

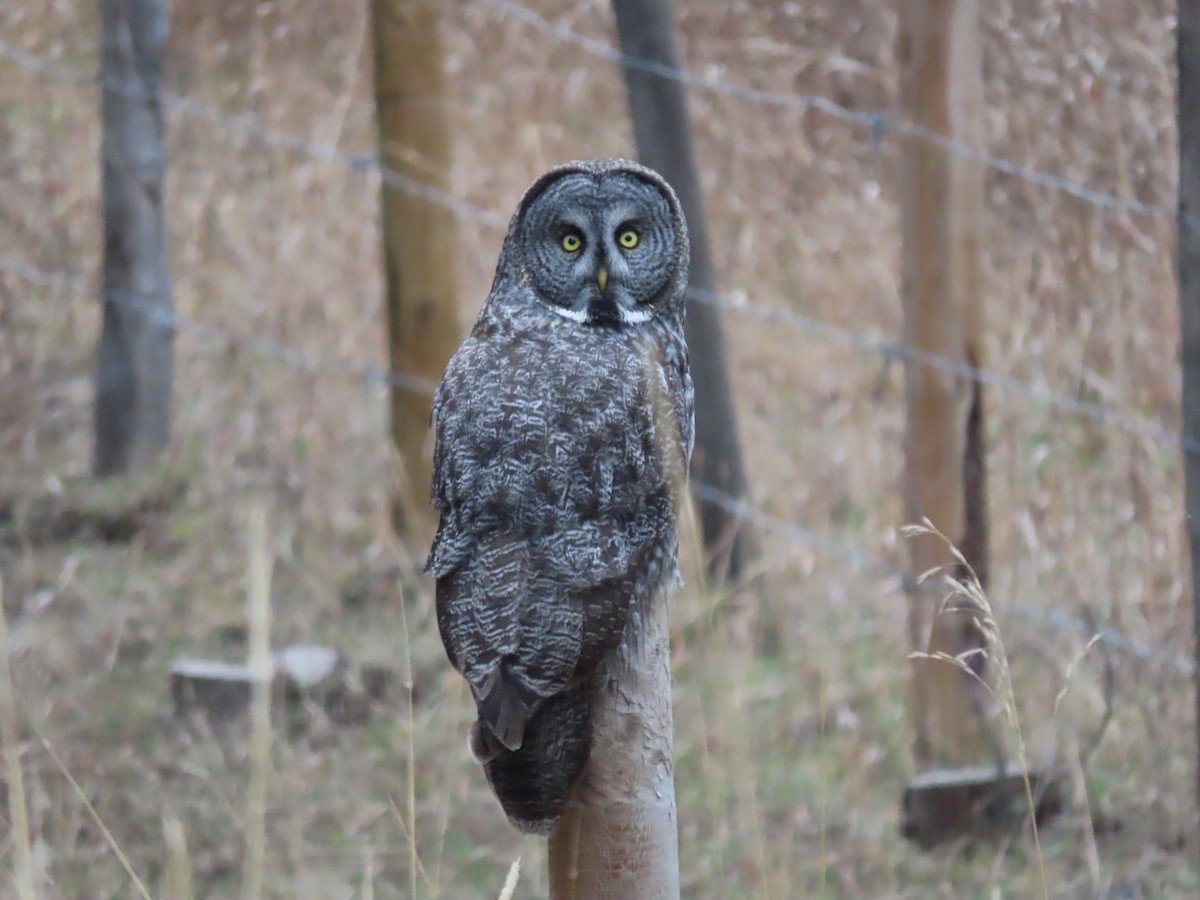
[{"left": 1, "top": 0, "right": 1198, "bottom": 897}]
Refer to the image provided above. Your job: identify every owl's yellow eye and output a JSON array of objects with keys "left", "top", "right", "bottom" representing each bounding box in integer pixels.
[
  {"left": 618, "top": 229, "right": 640, "bottom": 249},
  {"left": 561, "top": 233, "right": 582, "bottom": 252}
]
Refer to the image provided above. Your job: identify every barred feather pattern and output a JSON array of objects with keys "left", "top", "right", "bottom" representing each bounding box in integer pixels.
[{"left": 427, "top": 159, "right": 692, "bottom": 833}]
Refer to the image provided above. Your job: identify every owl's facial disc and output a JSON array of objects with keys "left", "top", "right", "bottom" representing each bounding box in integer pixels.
[{"left": 519, "top": 172, "right": 677, "bottom": 329}]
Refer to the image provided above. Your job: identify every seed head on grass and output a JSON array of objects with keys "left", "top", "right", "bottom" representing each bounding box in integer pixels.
[{"left": 902, "top": 519, "right": 1049, "bottom": 900}]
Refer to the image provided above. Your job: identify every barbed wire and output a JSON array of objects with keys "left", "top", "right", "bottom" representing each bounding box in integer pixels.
[
  {"left": 686, "top": 286, "right": 1200, "bottom": 456},
  {"left": 695, "top": 483, "right": 1193, "bottom": 675},
  {"left": 5, "top": 10, "right": 1180, "bottom": 229},
  {"left": 0, "top": 257, "right": 436, "bottom": 395},
  {"left": 3, "top": 254, "right": 1190, "bottom": 676},
  {"left": 0, "top": 41, "right": 507, "bottom": 230},
  {"left": 1, "top": 36, "right": 1189, "bottom": 462},
  {"left": 482, "top": 0, "right": 1190, "bottom": 228},
  {"left": 1, "top": 16, "right": 1191, "bottom": 673}
]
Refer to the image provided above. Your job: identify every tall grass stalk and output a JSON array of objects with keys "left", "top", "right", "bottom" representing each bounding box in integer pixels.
[
  {"left": 429, "top": 674, "right": 464, "bottom": 897},
  {"left": 388, "top": 798, "right": 431, "bottom": 892},
  {"left": 903, "top": 520, "right": 1049, "bottom": 900},
  {"left": 397, "top": 586, "right": 420, "bottom": 899},
  {"left": 0, "top": 578, "right": 36, "bottom": 900},
  {"left": 41, "top": 737, "right": 152, "bottom": 899},
  {"left": 162, "top": 815, "right": 194, "bottom": 900},
  {"left": 361, "top": 851, "right": 374, "bottom": 900},
  {"left": 816, "top": 594, "right": 830, "bottom": 897},
  {"left": 242, "top": 502, "right": 273, "bottom": 900},
  {"left": 496, "top": 857, "right": 521, "bottom": 900}
]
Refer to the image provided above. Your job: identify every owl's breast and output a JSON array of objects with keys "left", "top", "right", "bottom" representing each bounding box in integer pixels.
[{"left": 438, "top": 322, "right": 675, "bottom": 506}]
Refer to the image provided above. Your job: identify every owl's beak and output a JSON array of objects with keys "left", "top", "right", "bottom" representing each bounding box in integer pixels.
[{"left": 596, "top": 267, "right": 608, "bottom": 293}]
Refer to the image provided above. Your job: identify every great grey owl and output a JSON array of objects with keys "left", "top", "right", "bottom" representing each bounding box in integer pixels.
[{"left": 426, "top": 159, "right": 693, "bottom": 835}]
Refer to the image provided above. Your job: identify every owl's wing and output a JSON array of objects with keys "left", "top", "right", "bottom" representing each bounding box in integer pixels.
[
  {"left": 426, "top": 344, "right": 576, "bottom": 752},
  {"left": 427, "top": 333, "right": 686, "bottom": 755},
  {"left": 434, "top": 525, "right": 573, "bottom": 752},
  {"left": 668, "top": 344, "right": 695, "bottom": 467}
]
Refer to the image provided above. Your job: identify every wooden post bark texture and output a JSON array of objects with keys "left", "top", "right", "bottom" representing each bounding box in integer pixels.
[
  {"left": 612, "top": 0, "right": 753, "bottom": 582},
  {"left": 95, "top": 0, "right": 173, "bottom": 476},
  {"left": 371, "top": 0, "right": 461, "bottom": 537},
  {"left": 1176, "top": 0, "right": 1200, "bottom": 826},
  {"left": 547, "top": 581, "right": 679, "bottom": 899},
  {"left": 897, "top": 0, "right": 994, "bottom": 768}
]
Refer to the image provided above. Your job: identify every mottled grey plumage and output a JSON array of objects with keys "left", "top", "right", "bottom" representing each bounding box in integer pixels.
[{"left": 427, "top": 159, "right": 693, "bottom": 834}]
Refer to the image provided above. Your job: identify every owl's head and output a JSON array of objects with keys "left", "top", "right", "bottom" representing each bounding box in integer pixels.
[{"left": 501, "top": 159, "right": 689, "bottom": 329}]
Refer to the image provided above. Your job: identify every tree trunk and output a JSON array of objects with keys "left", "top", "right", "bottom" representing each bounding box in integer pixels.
[
  {"left": 95, "top": 0, "right": 173, "bottom": 476},
  {"left": 371, "top": 0, "right": 461, "bottom": 539},
  {"left": 612, "top": 0, "right": 753, "bottom": 582},
  {"left": 897, "top": 0, "right": 995, "bottom": 768},
  {"left": 1175, "top": 0, "right": 1200, "bottom": 828}
]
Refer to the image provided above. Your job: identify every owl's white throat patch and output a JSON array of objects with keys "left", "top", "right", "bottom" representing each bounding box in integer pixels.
[
  {"left": 541, "top": 301, "right": 589, "bottom": 323},
  {"left": 616, "top": 305, "right": 654, "bottom": 325},
  {"left": 580, "top": 295, "right": 655, "bottom": 328}
]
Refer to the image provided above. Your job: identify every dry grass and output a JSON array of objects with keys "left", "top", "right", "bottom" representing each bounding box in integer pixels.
[
  {"left": 0, "top": 578, "right": 36, "bottom": 900},
  {"left": 0, "top": 0, "right": 1197, "bottom": 896}
]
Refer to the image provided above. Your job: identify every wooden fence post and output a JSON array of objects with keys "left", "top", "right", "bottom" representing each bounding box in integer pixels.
[
  {"left": 546, "top": 583, "right": 680, "bottom": 899},
  {"left": 95, "top": 0, "right": 173, "bottom": 476},
  {"left": 544, "top": 362, "right": 685, "bottom": 899},
  {"left": 612, "top": 0, "right": 754, "bottom": 582},
  {"left": 371, "top": 0, "right": 461, "bottom": 539},
  {"left": 1176, "top": 0, "right": 1200, "bottom": 828},
  {"left": 897, "top": 0, "right": 993, "bottom": 769}
]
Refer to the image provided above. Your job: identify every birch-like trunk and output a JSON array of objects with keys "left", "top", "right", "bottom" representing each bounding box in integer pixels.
[
  {"left": 547, "top": 581, "right": 679, "bottom": 900},
  {"left": 371, "top": 0, "right": 461, "bottom": 540}
]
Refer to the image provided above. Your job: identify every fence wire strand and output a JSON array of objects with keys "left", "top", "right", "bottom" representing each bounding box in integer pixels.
[
  {"left": 693, "top": 483, "right": 1193, "bottom": 675},
  {"left": 482, "top": 0, "right": 1191, "bottom": 227},
  {"left": 0, "top": 13, "right": 1193, "bottom": 675},
  {"left": 0, "top": 37, "right": 1191, "bottom": 459},
  {"left": 0, "top": 40, "right": 507, "bottom": 230},
  {"left": 687, "top": 286, "right": 1200, "bottom": 456},
  {"left": 3, "top": 255, "right": 1190, "bottom": 676},
  {"left": 0, "top": 257, "right": 434, "bottom": 394}
]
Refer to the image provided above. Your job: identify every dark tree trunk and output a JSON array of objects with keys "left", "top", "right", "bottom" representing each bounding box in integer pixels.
[
  {"left": 612, "top": 0, "right": 753, "bottom": 581},
  {"left": 1176, "top": 0, "right": 1200, "bottom": 828},
  {"left": 95, "top": 0, "right": 173, "bottom": 476}
]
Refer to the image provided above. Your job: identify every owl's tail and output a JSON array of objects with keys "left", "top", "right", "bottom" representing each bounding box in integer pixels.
[
  {"left": 482, "top": 681, "right": 595, "bottom": 835},
  {"left": 471, "top": 663, "right": 540, "bottom": 755}
]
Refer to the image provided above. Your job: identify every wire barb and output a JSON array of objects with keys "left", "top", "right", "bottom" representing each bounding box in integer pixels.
[
  {"left": 2, "top": 36, "right": 1188, "bottom": 453},
  {"left": 0, "top": 14, "right": 1190, "bottom": 678},
  {"left": 480, "top": 0, "right": 1195, "bottom": 229}
]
